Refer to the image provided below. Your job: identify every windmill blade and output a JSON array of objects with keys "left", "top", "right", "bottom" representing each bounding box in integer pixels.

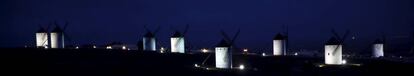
[
  {"left": 182, "top": 24, "right": 190, "bottom": 36},
  {"left": 153, "top": 25, "right": 161, "bottom": 35},
  {"left": 340, "top": 30, "right": 350, "bottom": 43},
  {"left": 62, "top": 20, "right": 69, "bottom": 31},
  {"left": 332, "top": 30, "right": 350, "bottom": 55},
  {"left": 331, "top": 29, "right": 341, "bottom": 39},
  {"left": 41, "top": 23, "right": 52, "bottom": 47},
  {"left": 143, "top": 25, "right": 151, "bottom": 33},
  {"left": 220, "top": 30, "right": 231, "bottom": 43},
  {"left": 54, "top": 21, "right": 60, "bottom": 27},
  {"left": 230, "top": 28, "right": 240, "bottom": 45}
]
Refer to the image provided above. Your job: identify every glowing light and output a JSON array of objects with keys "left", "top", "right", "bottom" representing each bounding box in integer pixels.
[
  {"left": 202, "top": 48, "right": 209, "bottom": 53},
  {"left": 75, "top": 46, "right": 79, "bottom": 49},
  {"left": 262, "top": 53, "right": 266, "bottom": 56},
  {"left": 194, "top": 64, "right": 200, "bottom": 67},
  {"left": 239, "top": 64, "right": 245, "bottom": 70},
  {"left": 106, "top": 46, "right": 112, "bottom": 49},
  {"left": 243, "top": 49, "right": 248, "bottom": 52},
  {"left": 160, "top": 47, "right": 165, "bottom": 53},
  {"left": 93, "top": 45, "right": 97, "bottom": 48},
  {"left": 318, "top": 65, "right": 325, "bottom": 68},
  {"left": 294, "top": 52, "right": 298, "bottom": 56},
  {"left": 342, "top": 60, "right": 347, "bottom": 64},
  {"left": 122, "top": 46, "right": 127, "bottom": 50}
]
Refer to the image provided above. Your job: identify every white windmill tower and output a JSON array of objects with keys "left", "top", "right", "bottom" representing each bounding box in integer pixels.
[
  {"left": 273, "top": 33, "right": 286, "bottom": 56},
  {"left": 170, "top": 25, "right": 189, "bottom": 53},
  {"left": 35, "top": 24, "right": 49, "bottom": 48},
  {"left": 50, "top": 21, "right": 70, "bottom": 49},
  {"left": 372, "top": 39, "right": 384, "bottom": 58},
  {"left": 215, "top": 29, "right": 240, "bottom": 69},
  {"left": 143, "top": 26, "right": 160, "bottom": 51},
  {"left": 325, "top": 30, "right": 349, "bottom": 65}
]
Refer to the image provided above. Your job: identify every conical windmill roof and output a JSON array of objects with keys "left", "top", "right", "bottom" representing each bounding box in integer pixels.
[
  {"left": 273, "top": 33, "right": 285, "bottom": 40},
  {"left": 326, "top": 37, "right": 340, "bottom": 45},
  {"left": 216, "top": 39, "right": 230, "bottom": 47}
]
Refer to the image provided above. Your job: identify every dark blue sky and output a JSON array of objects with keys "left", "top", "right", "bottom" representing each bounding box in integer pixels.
[{"left": 1, "top": 0, "right": 413, "bottom": 52}]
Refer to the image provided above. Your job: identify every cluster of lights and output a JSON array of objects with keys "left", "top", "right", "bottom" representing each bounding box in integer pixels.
[
  {"left": 106, "top": 46, "right": 112, "bottom": 49},
  {"left": 160, "top": 47, "right": 165, "bottom": 53},
  {"left": 201, "top": 48, "right": 209, "bottom": 53}
]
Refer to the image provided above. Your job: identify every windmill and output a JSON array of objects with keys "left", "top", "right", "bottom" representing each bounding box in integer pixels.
[
  {"left": 170, "top": 24, "right": 189, "bottom": 53},
  {"left": 50, "top": 20, "right": 72, "bottom": 49},
  {"left": 372, "top": 33, "right": 386, "bottom": 58},
  {"left": 142, "top": 25, "right": 160, "bottom": 51},
  {"left": 35, "top": 24, "right": 49, "bottom": 48},
  {"left": 325, "top": 29, "right": 349, "bottom": 65},
  {"left": 273, "top": 33, "right": 286, "bottom": 56},
  {"left": 273, "top": 25, "right": 289, "bottom": 56},
  {"left": 215, "top": 29, "right": 240, "bottom": 69}
]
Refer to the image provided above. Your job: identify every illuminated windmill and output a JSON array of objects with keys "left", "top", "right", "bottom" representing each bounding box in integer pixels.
[
  {"left": 215, "top": 29, "right": 240, "bottom": 69},
  {"left": 170, "top": 25, "right": 189, "bottom": 53},
  {"left": 372, "top": 39, "right": 384, "bottom": 58},
  {"left": 273, "top": 33, "right": 286, "bottom": 56},
  {"left": 50, "top": 21, "right": 70, "bottom": 49},
  {"left": 35, "top": 24, "right": 49, "bottom": 48},
  {"left": 142, "top": 25, "right": 160, "bottom": 51},
  {"left": 325, "top": 29, "right": 349, "bottom": 65},
  {"left": 372, "top": 33, "right": 386, "bottom": 58}
]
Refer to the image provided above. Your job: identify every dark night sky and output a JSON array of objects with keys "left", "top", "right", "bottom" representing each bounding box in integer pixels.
[{"left": 1, "top": 0, "right": 414, "bottom": 52}]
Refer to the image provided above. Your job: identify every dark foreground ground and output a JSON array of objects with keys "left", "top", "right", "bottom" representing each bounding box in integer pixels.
[{"left": 1, "top": 48, "right": 413, "bottom": 76}]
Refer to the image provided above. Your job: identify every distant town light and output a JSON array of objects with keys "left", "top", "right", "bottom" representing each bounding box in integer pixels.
[
  {"left": 202, "top": 48, "right": 209, "bottom": 53},
  {"left": 160, "top": 47, "right": 165, "bottom": 53},
  {"left": 243, "top": 49, "right": 248, "bottom": 52},
  {"left": 75, "top": 46, "right": 79, "bottom": 49},
  {"left": 122, "top": 46, "right": 127, "bottom": 50},
  {"left": 342, "top": 60, "right": 347, "bottom": 64},
  {"left": 106, "top": 46, "right": 112, "bottom": 49},
  {"left": 262, "top": 53, "right": 266, "bottom": 56},
  {"left": 93, "top": 45, "right": 97, "bottom": 49},
  {"left": 294, "top": 52, "right": 298, "bottom": 56},
  {"left": 194, "top": 64, "right": 200, "bottom": 67},
  {"left": 239, "top": 64, "right": 245, "bottom": 70}
]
